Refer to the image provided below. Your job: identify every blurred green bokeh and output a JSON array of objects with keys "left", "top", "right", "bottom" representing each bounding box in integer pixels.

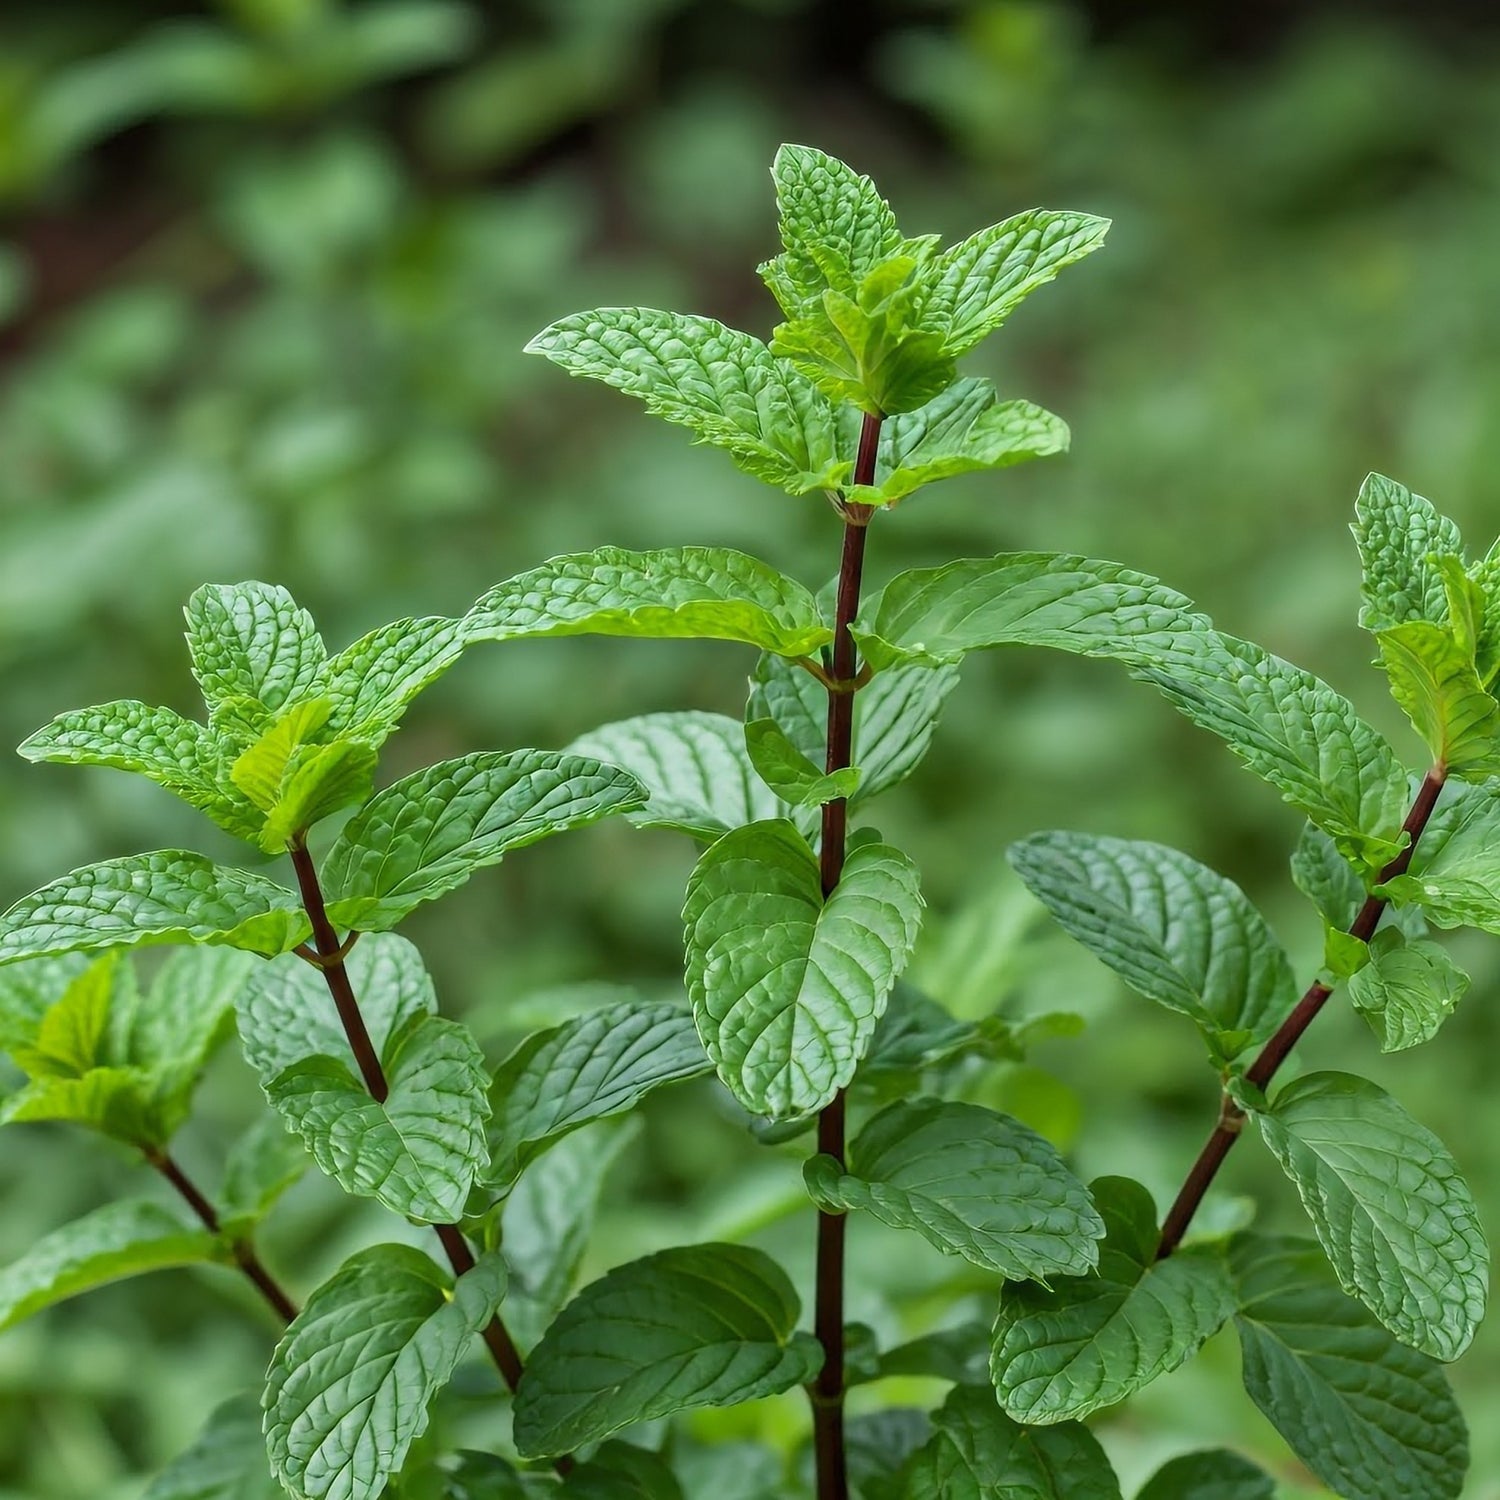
[{"left": 3, "top": 1, "right": 1500, "bottom": 1495}]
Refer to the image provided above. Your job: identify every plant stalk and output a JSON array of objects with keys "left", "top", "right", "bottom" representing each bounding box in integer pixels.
[
  {"left": 145, "top": 1147, "right": 298, "bottom": 1323},
  {"left": 1156, "top": 764, "right": 1448, "bottom": 1258},
  {"left": 810, "top": 411, "right": 881, "bottom": 1500}
]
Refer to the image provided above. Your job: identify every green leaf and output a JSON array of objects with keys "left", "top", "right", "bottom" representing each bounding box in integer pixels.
[
  {"left": 563, "top": 1443, "right": 684, "bottom": 1500},
  {"left": 259, "top": 739, "right": 379, "bottom": 853},
  {"left": 1231, "top": 1234, "right": 1468, "bottom": 1500},
  {"left": 1352, "top": 474, "right": 1463, "bottom": 634},
  {"left": 845, "top": 1409, "right": 931, "bottom": 1500},
  {"left": 141, "top": 1394, "right": 284, "bottom": 1500},
  {"left": 865, "top": 1324, "right": 989, "bottom": 1387},
  {"left": 265, "top": 1243, "right": 506, "bottom": 1500},
  {"left": 683, "top": 819, "right": 923, "bottom": 1117},
  {"left": 0, "top": 852, "right": 309, "bottom": 965},
  {"left": 1375, "top": 620, "right": 1500, "bottom": 776},
  {"left": 1133, "top": 1450, "right": 1274, "bottom": 1500},
  {"left": 219, "top": 1113, "right": 310, "bottom": 1229},
  {"left": 524, "top": 313, "right": 844, "bottom": 494},
  {"left": 804, "top": 1098, "right": 1103, "bottom": 1279},
  {"left": 1007, "top": 832, "right": 1294, "bottom": 1054},
  {"left": 0, "top": 953, "right": 87, "bottom": 1053},
  {"left": 853, "top": 552, "right": 1204, "bottom": 672},
  {"left": 9, "top": 949, "right": 113, "bottom": 1077},
  {"left": 1257, "top": 1071, "right": 1487, "bottom": 1360},
  {"left": 0, "top": 1200, "right": 222, "bottom": 1331},
  {"left": 921, "top": 209, "right": 1111, "bottom": 359},
  {"left": 512, "top": 1242, "right": 822, "bottom": 1458},
  {"left": 185, "top": 582, "right": 327, "bottom": 713},
  {"left": 1380, "top": 780, "right": 1500, "bottom": 929},
  {"left": 1346, "top": 931, "right": 1468, "bottom": 1051},
  {"left": 486, "top": 999, "right": 709, "bottom": 1186},
  {"left": 467, "top": 547, "right": 831, "bottom": 657},
  {"left": 900, "top": 1383, "right": 1121, "bottom": 1500},
  {"left": 17, "top": 700, "right": 259, "bottom": 840},
  {"left": 322, "top": 750, "right": 646, "bottom": 930},
  {"left": 567, "top": 712, "right": 784, "bottom": 841},
  {"left": 744, "top": 717, "right": 860, "bottom": 808},
  {"left": 748, "top": 653, "right": 961, "bottom": 810},
  {"left": 324, "top": 615, "right": 466, "bottom": 745},
  {"left": 113, "top": 946, "right": 253, "bottom": 1077},
  {"left": 990, "top": 1177, "right": 1235, "bottom": 1422},
  {"left": 1290, "top": 821, "right": 1364, "bottom": 929},
  {"left": 850, "top": 380, "right": 1069, "bottom": 506}
]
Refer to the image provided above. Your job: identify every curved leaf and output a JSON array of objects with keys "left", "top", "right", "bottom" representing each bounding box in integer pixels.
[
  {"left": 185, "top": 582, "right": 327, "bottom": 714},
  {"left": 1134, "top": 1450, "right": 1273, "bottom": 1500}
]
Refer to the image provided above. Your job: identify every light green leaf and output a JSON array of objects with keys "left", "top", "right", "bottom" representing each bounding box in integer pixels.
[
  {"left": 219, "top": 1113, "right": 310, "bottom": 1228},
  {"left": 229, "top": 701, "right": 333, "bottom": 812},
  {"left": 567, "top": 712, "right": 784, "bottom": 841},
  {"left": 265, "top": 1243, "right": 506, "bottom": 1500},
  {"left": 1133, "top": 1450, "right": 1274, "bottom": 1500},
  {"left": 259, "top": 739, "right": 379, "bottom": 852},
  {"left": 1257, "top": 1071, "right": 1487, "bottom": 1360},
  {"left": 323, "top": 750, "right": 646, "bottom": 930},
  {"left": 0, "top": 1199, "right": 223, "bottom": 1331},
  {"left": 990, "top": 1177, "right": 1235, "bottom": 1422},
  {"left": 851, "top": 380, "right": 1069, "bottom": 506},
  {"left": 113, "top": 946, "right": 254, "bottom": 1084},
  {"left": 921, "top": 209, "right": 1111, "bottom": 359},
  {"left": 512, "top": 1242, "right": 822, "bottom": 1458},
  {"left": 1376, "top": 620, "right": 1500, "bottom": 775},
  {"left": 0, "top": 1066, "right": 169, "bottom": 1142},
  {"left": 324, "top": 615, "right": 466, "bottom": 745},
  {"left": 141, "top": 1394, "right": 284, "bottom": 1500},
  {"left": 467, "top": 547, "right": 831, "bottom": 657},
  {"left": 268, "top": 1013, "right": 490, "bottom": 1223},
  {"left": 804, "top": 1098, "right": 1102, "bottom": 1279},
  {"left": 0, "top": 953, "right": 87, "bottom": 1053},
  {"left": 1352, "top": 474, "right": 1463, "bottom": 634},
  {"left": 0, "top": 852, "right": 310, "bottom": 965},
  {"left": 486, "top": 1000, "right": 709, "bottom": 1187},
  {"left": 853, "top": 552, "right": 1203, "bottom": 672},
  {"left": 1380, "top": 779, "right": 1500, "bottom": 929},
  {"left": 749, "top": 652, "right": 961, "bottom": 810},
  {"left": 9, "top": 950, "right": 113, "bottom": 1077},
  {"left": 744, "top": 717, "right": 860, "bottom": 808},
  {"left": 899, "top": 1383, "right": 1121, "bottom": 1500},
  {"left": 1007, "top": 832, "right": 1294, "bottom": 1053},
  {"left": 185, "top": 582, "right": 327, "bottom": 713},
  {"left": 1231, "top": 1234, "right": 1468, "bottom": 1500},
  {"left": 524, "top": 312, "right": 844, "bottom": 494},
  {"left": 1290, "top": 821, "right": 1365, "bottom": 929},
  {"left": 17, "top": 700, "right": 259, "bottom": 840},
  {"left": 1346, "top": 932, "right": 1467, "bottom": 1052},
  {"left": 683, "top": 819, "right": 923, "bottom": 1118}
]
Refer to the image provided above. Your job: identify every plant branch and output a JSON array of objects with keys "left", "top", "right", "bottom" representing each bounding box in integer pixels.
[
  {"left": 144, "top": 1147, "right": 298, "bottom": 1323},
  {"left": 1156, "top": 764, "right": 1448, "bottom": 1258},
  {"left": 810, "top": 411, "right": 881, "bottom": 1500}
]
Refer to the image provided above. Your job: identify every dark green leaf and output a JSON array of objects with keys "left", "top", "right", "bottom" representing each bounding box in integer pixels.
[
  {"left": 1133, "top": 1450, "right": 1273, "bottom": 1500},
  {"left": 141, "top": 1393, "right": 284, "bottom": 1500}
]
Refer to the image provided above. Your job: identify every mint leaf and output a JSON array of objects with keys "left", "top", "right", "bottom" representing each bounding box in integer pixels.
[
  {"left": 18, "top": 700, "right": 259, "bottom": 840},
  {"left": 922, "top": 209, "right": 1111, "bottom": 359},
  {"left": 853, "top": 552, "right": 1204, "bottom": 671},
  {"left": 683, "top": 819, "right": 923, "bottom": 1118},
  {"left": 804, "top": 1098, "right": 1102, "bottom": 1279},
  {"left": 1347, "top": 932, "right": 1467, "bottom": 1051},
  {"left": 749, "top": 652, "right": 961, "bottom": 810},
  {"left": 0, "top": 852, "right": 309, "bottom": 965},
  {"left": 0, "top": 954, "right": 87, "bottom": 1053},
  {"left": 567, "top": 712, "right": 784, "bottom": 841},
  {"left": 1381, "top": 779, "right": 1500, "bottom": 929},
  {"left": 265, "top": 1243, "right": 506, "bottom": 1500},
  {"left": 900, "top": 1384, "right": 1121, "bottom": 1500},
  {"left": 563, "top": 1443, "right": 683, "bottom": 1500},
  {"left": 142, "top": 1394, "right": 283, "bottom": 1500},
  {"left": 1290, "top": 821, "right": 1365, "bottom": 928},
  {"left": 524, "top": 313, "right": 843, "bottom": 494},
  {"left": 1352, "top": 474, "right": 1463, "bottom": 633},
  {"left": 0, "top": 1200, "right": 222, "bottom": 1331},
  {"left": 486, "top": 1000, "right": 709, "bottom": 1186},
  {"left": 1376, "top": 620, "right": 1500, "bottom": 776},
  {"left": 324, "top": 616, "right": 466, "bottom": 745},
  {"left": 990, "top": 1177, "right": 1235, "bottom": 1422},
  {"left": 185, "top": 582, "right": 327, "bottom": 713},
  {"left": 468, "top": 547, "right": 831, "bottom": 657},
  {"left": 1134, "top": 1450, "right": 1273, "bottom": 1500},
  {"left": 219, "top": 1114, "right": 310, "bottom": 1230},
  {"left": 744, "top": 717, "right": 860, "bottom": 808},
  {"left": 1007, "top": 832, "right": 1294, "bottom": 1054},
  {"left": 112, "top": 947, "right": 253, "bottom": 1080},
  {"left": 1232, "top": 1234, "right": 1467, "bottom": 1500},
  {"left": 1257, "top": 1071, "right": 1487, "bottom": 1360},
  {"left": 322, "top": 750, "right": 646, "bottom": 931},
  {"left": 512, "top": 1242, "right": 822, "bottom": 1458}
]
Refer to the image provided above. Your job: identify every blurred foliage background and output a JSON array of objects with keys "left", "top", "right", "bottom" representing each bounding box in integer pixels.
[{"left": 3, "top": 0, "right": 1500, "bottom": 1495}]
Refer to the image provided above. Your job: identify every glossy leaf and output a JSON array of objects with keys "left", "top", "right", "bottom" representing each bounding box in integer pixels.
[
  {"left": 323, "top": 615, "right": 466, "bottom": 744},
  {"left": 683, "top": 819, "right": 923, "bottom": 1117},
  {"left": 744, "top": 716, "right": 860, "bottom": 807},
  {"left": 1353, "top": 473, "right": 1463, "bottom": 634},
  {"left": 990, "top": 1177, "right": 1235, "bottom": 1422},
  {"left": 1346, "top": 932, "right": 1468, "bottom": 1051},
  {"left": 804, "top": 1098, "right": 1103, "bottom": 1279},
  {"left": 323, "top": 750, "right": 646, "bottom": 930},
  {"left": 1376, "top": 620, "right": 1500, "bottom": 776},
  {"left": 1258, "top": 1071, "right": 1487, "bottom": 1360},
  {"left": 1231, "top": 1234, "right": 1468, "bottom": 1500},
  {"left": 185, "top": 582, "right": 327, "bottom": 713},
  {"left": 1133, "top": 1450, "right": 1274, "bottom": 1500},
  {"left": 265, "top": 1243, "right": 506, "bottom": 1500},
  {"left": 1381, "top": 779, "right": 1500, "bottom": 930},
  {"left": 512, "top": 1242, "right": 822, "bottom": 1458}
]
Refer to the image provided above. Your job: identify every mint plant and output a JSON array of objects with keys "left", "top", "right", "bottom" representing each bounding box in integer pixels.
[{"left": 0, "top": 143, "right": 1491, "bottom": 1500}]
